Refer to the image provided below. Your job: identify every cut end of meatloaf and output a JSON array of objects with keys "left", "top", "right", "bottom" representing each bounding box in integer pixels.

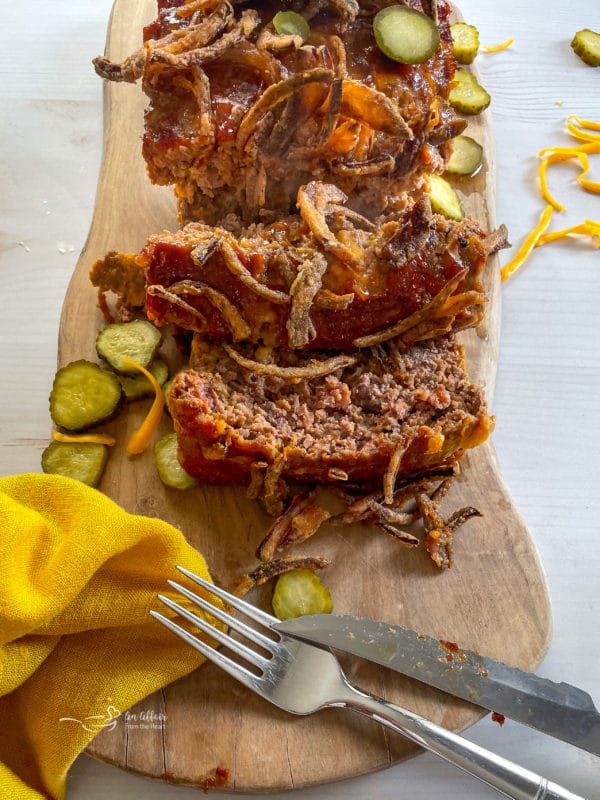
[
  {"left": 168, "top": 334, "right": 493, "bottom": 507},
  {"left": 101, "top": 0, "right": 464, "bottom": 224}
]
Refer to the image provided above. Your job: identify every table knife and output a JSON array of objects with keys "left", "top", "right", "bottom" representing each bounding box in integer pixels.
[{"left": 275, "top": 613, "right": 600, "bottom": 757}]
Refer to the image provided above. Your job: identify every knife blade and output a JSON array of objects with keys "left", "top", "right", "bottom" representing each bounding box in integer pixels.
[{"left": 275, "top": 613, "right": 600, "bottom": 757}]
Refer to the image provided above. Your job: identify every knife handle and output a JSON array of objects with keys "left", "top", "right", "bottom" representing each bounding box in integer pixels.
[{"left": 335, "top": 680, "right": 586, "bottom": 800}]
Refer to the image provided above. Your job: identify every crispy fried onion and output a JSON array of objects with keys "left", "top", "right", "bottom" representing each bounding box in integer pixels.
[
  {"left": 233, "top": 556, "right": 331, "bottom": 598},
  {"left": 237, "top": 68, "right": 334, "bottom": 152},
  {"left": 172, "top": 66, "right": 213, "bottom": 141},
  {"left": 334, "top": 467, "right": 456, "bottom": 527},
  {"left": 256, "top": 24, "right": 305, "bottom": 52},
  {"left": 482, "top": 224, "right": 510, "bottom": 255},
  {"left": 314, "top": 288, "right": 355, "bottom": 309},
  {"left": 93, "top": 1, "right": 234, "bottom": 82},
  {"left": 297, "top": 182, "right": 363, "bottom": 268},
  {"left": 257, "top": 490, "right": 331, "bottom": 561},
  {"left": 223, "top": 343, "right": 356, "bottom": 381},
  {"left": 152, "top": 280, "right": 251, "bottom": 340},
  {"left": 340, "top": 80, "right": 412, "bottom": 139},
  {"left": 418, "top": 492, "right": 482, "bottom": 569},
  {"left": 251, "top": 464, "right": 482, "bottom": 567},
  {"left": 263, "top": 452, "right": 288, "bottom": 517},
  {"left": 332, "top": 154, "right": 396, "bottom": 176},
  {"left": 286, "top": 252, "right": 328, "bottom": 348},
  {"left": 214, "top": 238, "right": 290, "bottom": 304},
  {"left": 352, "top": 268, "right": 477, "bottom": 348},
  {"left": 149, "top": 9, "right": 260, "bottom": 69}
]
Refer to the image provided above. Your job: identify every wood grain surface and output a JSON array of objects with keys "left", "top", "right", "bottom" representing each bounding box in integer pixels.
[{"left": 56, "top": 0, "right": 552, "bottom": 791}]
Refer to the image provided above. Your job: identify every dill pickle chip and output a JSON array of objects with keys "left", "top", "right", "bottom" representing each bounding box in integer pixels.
[
  {"left": 119, "top": 359, "right": 169, "bottom": 401},
  {"left": 428, "top": 174, "right": 464, "bottom": 221},
  {"left": 571, "top": 29, "right": 600, "bottom": 67},
  {"left": 272, "top": 569, "right": 333, "bottom": 620},
  {"left": 450, "top": 22, "right": 480, "bottom": 64},
  {"left": 154, "top": 432, "right": 197, "bottom": 490},
  {"left": 446, "top": 135, "right": 483, "bottom": 176},
  {"left": 42, "top": 441, "right": 109, "bottom": 487},
  {"left": 272, "top": 10, "right": 310, "bottom": 42},
  {"left": 373, "top": 5, "right": 441, "bottom": 65},
  {"left": 448, "top": 69, "right": 491, "bottom": 115},
  {"left": 96, "top": 319, "right": 162, "bottom": 374},
  {"left": 49, "top": 359, "right": 123, "bottom": 431}
]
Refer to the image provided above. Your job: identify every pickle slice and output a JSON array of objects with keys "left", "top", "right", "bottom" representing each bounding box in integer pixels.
[
  {"left": 272, "top": 569, "right": 333, "bottom": 620},
  {"left": 446, "top": 135, "right": 484, "bottom": 176},
  {"left": 42, "top": 440, "right": 109, "bottom": 487},
  {"left": 373, "top": 5, "right": 441, "bottom": 65},
  {"left": 119, "top": 359, "right": 169, "bottom": 401},
  {"left": 450, "top": 22, "right": 480, "bottom": 64},
  {"left": 428, "top": 174, "right": 464, "bottom": 221},
  {"left": 272, "top": 10, "right": 310, "bottom": 43},
  {"left": 448, "top": 69, "right": 491, "bottom": 115},
  {"left": 571, "top": 29, "right": 600, "bottom": 67},
  {"left": 154, "top": 432, "right": 197, "bottom": 490},
  {"left": 49, "top": 360, "right": 123, "bottom": 431},
  {"left": 96, "top": 319, "right": 162, "bottom": 374}
]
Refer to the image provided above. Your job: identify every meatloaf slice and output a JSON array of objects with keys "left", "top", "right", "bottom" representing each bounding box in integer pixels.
[
  {"left": 94, "top": 0, "right": 465, "bottom": 224},
  {"left": 136, "top": 185, "right": 491, "bottom": 350},
  {"left": 168, "top": 334, "right": 492, "bottom": 513}
]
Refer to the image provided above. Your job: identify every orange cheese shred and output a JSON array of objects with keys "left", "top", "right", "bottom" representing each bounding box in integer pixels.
[
  {"left": 566, "top": 115, "right": 600, "bottom": 132},
  {"left": 483, "top": 38, "right": 514, "bottom": 53},
  {"left": 566, "top": 122, "right": 600, "bottom": 144},
  {"left": 536, "top": 220, "right": 600, "bottom": 248},
  {"left": 578, "top": 178, "right": 600, "bottom": 195},
  {"left": 538, "top": 142, "right": 600, "bottom": 157},
  {"left": 122, "top": 356, "right": 165, "bottom": 455},
  {"left": 52, "top": 430, "right": 117, "bottom": 446},
  {"left": 538, "top": 158, "right": 566, "bottom": 212},
  {"left": 500, "top": 205, "right": 554, "bottom": 283}
]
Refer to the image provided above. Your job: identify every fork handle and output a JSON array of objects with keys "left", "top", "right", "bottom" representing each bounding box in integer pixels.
[{"left": 335, "top": 681, "right": 585, "bottom": 800}]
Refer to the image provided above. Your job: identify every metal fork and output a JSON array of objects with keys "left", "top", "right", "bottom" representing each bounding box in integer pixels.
[{"left": 151, "top": 567, "right": 584, "bottom": 800}]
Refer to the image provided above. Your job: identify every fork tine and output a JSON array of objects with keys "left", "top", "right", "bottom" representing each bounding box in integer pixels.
[
  {"left": 157, "top": 594, "right": 270, "bottom": 671},
  {"left": 166, "top": 579, "right": 277, "bottom": 651},
  {"left": 176, "top": 567, "right": 278, "bottom": 627},
  {"left": 150, "top": 610, "right": 265, "bottom": 692}
]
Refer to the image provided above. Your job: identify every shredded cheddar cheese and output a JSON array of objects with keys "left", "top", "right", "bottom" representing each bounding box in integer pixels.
[
  {"left": 500, "top": 205, "right": 553, "bottom": 283},
  {"left": 52, "top": 430, "right": 117, "bottom": 446},
  {"left": 509, "top": 116, "right": 600, "bottom": 282},
  {"left": 536, "top": 220, "right": 600, "bottom": 248},
  {"left": 538, "top": 158, "right": 566, "bottom": 212},
  {"left": 566, "top": 122, "right": 600, "bottom": 144},
  {"left": 579, "top": 178, "right": 600, "bottom": 194},
  {"left": 483, "top": 38, "right": 514, "bottom": 53},
  {"left": 539, "top": 142, "right": 600, "bottom": 157},
  {"left": 566, "top": 115, "right": 600, "bottom": 132},
  {"left": 121, "top": 356, "right": 165, "bottom": 455}
]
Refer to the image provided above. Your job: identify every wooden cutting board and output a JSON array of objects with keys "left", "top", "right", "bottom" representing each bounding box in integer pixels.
[{"left": 58, "top": 0, "right": 552, "bottom": 791}]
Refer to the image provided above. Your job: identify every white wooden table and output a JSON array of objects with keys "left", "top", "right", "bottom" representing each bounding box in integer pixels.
[{"left": 1, "top": 1, "right": 599, "bottom": 797}]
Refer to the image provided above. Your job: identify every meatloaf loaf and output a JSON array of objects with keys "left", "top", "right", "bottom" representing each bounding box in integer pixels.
[
  {"left": 168, "top": 334, "right": 492, "bottom": 513},
  {"left": 94, "top": 0, "right": 465, "bottom": 223}
]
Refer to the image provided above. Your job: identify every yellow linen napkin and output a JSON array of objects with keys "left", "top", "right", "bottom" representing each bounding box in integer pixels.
[{"left": 0, "top": 473, "right": 217, "bottom": 800}]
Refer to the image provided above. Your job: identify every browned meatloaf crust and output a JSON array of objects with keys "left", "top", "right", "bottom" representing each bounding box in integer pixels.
[
  {"left": 94, "top": 0, "right": 465, "bottom": 224},
  {"left": 141, "top": 185, "right": 489, "bottom": 350},
  {"left": 168, "top": 334, "right": 492, "bottom": 511}
]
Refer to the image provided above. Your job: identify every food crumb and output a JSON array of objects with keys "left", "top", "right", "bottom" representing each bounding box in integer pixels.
[
  {"left": 555, "top": 100, "right": 563, "bottom": 106},
  {"left": 491, "top": 711, "right": 506, "bottom": 726},
  {"left": 18, "top": 241, "right": 31, "bottom": 253},
  {"left": 202, "top": 766, "right": 230, "bottom": 793}
]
